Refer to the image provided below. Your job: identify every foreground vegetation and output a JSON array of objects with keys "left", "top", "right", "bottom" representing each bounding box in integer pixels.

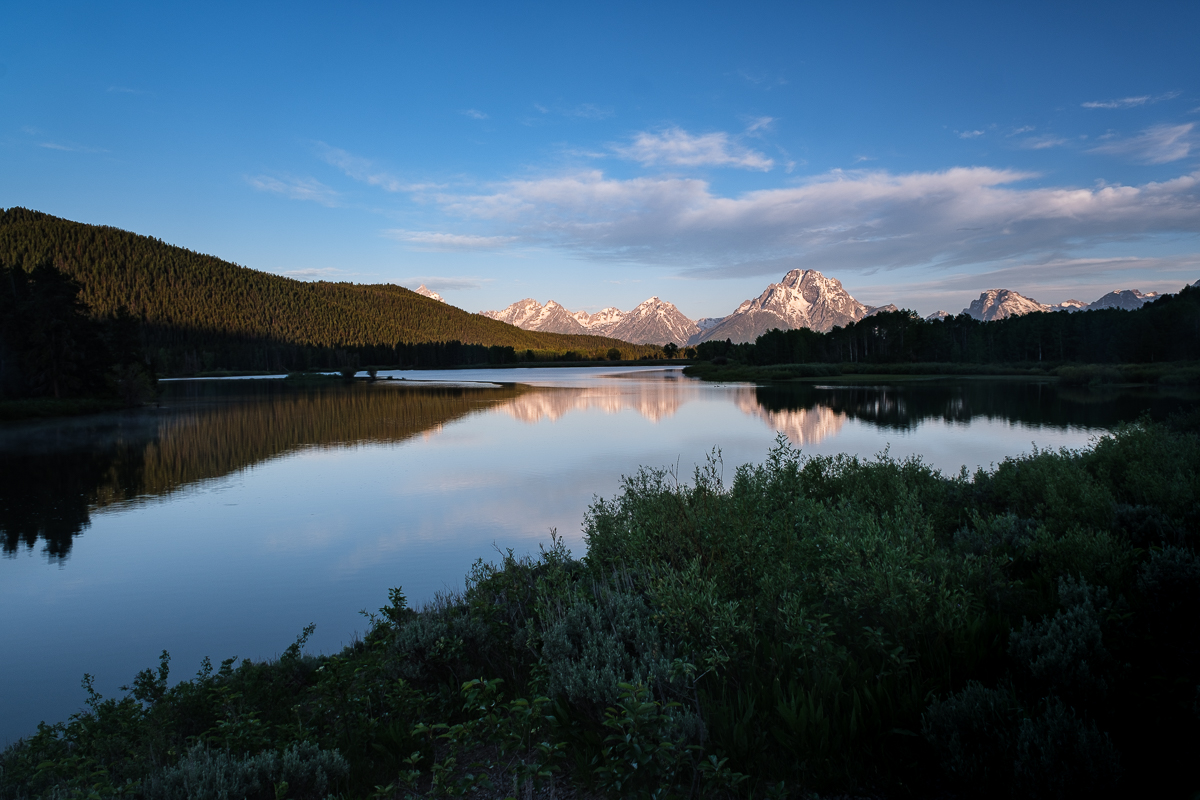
[{"left": 3, "top": 416, "right": 1197, "bottom": 799}]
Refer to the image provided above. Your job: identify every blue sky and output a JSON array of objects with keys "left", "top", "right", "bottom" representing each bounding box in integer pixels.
[{"left": 3, "top": 1, "right": 1198, "bottom": 318}]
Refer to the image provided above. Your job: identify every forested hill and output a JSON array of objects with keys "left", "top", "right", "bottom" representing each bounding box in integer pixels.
[{"left": 0, "top": 208, "right": 649, "bottom": 370}]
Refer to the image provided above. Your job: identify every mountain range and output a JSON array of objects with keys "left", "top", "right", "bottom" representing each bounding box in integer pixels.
[
  {"left": 483, "top": 269, "right": 892, "bottom": 346},
  {"left": 482, "top": 296, "right": 700, "bottom": 345},
  {"left": 486, "top": 270, "right": 1186, "bottom": 345},
  {"left": 929, "top": 288, "right": 1164, "bottom": 322}
]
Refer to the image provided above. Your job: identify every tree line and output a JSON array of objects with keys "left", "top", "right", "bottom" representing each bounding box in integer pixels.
[
  {"left": 696, "top": 284, "right": 1200, "bottom": 366},
  {"left": 0, "top": 208, "right": 661, "bottom": 377},
  {"left": 1, "top": 262, "right": 152, "bottom": 402}
]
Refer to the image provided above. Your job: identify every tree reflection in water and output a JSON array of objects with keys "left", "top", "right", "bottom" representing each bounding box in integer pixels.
[{"left": 3, "top": 375, "right": 1195, "bottom": 561}]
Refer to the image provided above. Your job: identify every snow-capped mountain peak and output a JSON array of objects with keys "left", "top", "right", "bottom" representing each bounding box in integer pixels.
[
  {"left": 692, "top": 269, "right": 872, "bottom": 344},
  {"left": 414, "top": 284, "right": 444, "bottom": 302},
  {"left": 481, "top": 296, "right": 699, "bottom": 344},
  {"left": 1085, "top": 289, "right": 1159, "bottom": 311},
  {"left": 964, "top": 287, "right": 1166, "bottom": 320},
  {"left": 963, "top": 289, "right": 1048, "bottom": 321}
]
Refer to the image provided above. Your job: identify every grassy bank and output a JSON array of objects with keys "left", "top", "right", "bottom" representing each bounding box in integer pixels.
[
  {"left": 683, "top": 359, "right": 1200, "bottom": 386},
  {"left": 2, "top": 418, "right": 1198, "bottom": 799}
]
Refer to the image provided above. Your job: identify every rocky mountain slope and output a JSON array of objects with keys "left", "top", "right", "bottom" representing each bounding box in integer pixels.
[
  {"left": 483, "top": 296, "right": 699, "bottom": 345},
  {"left": 413, "top": 284, "right": 444, "bottom": 302},
  {"left": 962, "top": 289, "right": 1049, "bottom": 321},
  {"left": 691, "top": 269, "right": 879, "bottom": 345},
  {"left": 483, "top": 272, "right": 1184, "bottom": 349},
  {"left": 963, "top": 287, "right": 1162, "bottom": 320},
  {"left": 1086, "top": 289, "right": 1160, "bottom": 311},
  {"left": 481, "top": 299, "right": 589, "bottom": 335}
]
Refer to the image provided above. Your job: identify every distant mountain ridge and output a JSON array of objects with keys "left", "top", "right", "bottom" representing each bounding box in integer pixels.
[
  {"left": 486, "top": 271, "right": 1187, "bottom": 347},
  {"left": 485, "top": 269, "right": 892, "bottom": 347},
  {"left": 959, "top": 287, "right": 1163, "bottom": 321},
  {"left": 483, "top": 296, "right": 699, "bottom": 345}
]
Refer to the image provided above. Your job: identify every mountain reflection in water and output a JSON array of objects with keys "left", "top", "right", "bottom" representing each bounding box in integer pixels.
[{"left": 2, "top": 373, "right": 1196, "bottom": 561}]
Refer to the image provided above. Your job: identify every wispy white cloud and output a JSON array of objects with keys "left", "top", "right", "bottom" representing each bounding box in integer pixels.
[
  {"left": 1019, "top": 134, "right": 1070, "bottom": 150},
  {"left": 1008, "top": 126, "right": 1035, "bottom": 136},
  {"left": 461, "top": 109, "right": 488, "bottom": 120},
  {"left": 107, "top": 85, "right": 148, "bottom": 95},
  {"left": 402, "top": 276, "right": 489, "bottom": 292},
  {"left": 612, "top": 127, "right": 774, "bottom": 170},
  {"left": 383, "top": 229, "right": 518, "bottom": 250},
  {"left": 1088, "top": 123, "right": 1194, "bottom": 164},
  {"left": 37, "top": 141, "right": 107, "bottom": 153},
  {"left": 568, "top": 104, "right": 613, "bottom": 120},
  {"left": 246, "top": 175, "right": 341, "bottom": 206},
  {"left": 436, "top": 166, "right": 1200, "bottom": 279},
  {"left": 735, "top": 68, "right": 788, "bottom": 88},
  {"left": 958, "top": 130, "right": 984, "bottom": 139},
  {"left": 1082, "top": 91, "right": 1180, "bottom": 109},
  {"left": 284, "top": 267, "right": 348, "bottom": 279},
  {"left": 315, "top": 143, "right": 408, "bottom": 191},
  {"left": 745, "top": 116, "right": 775, "bottom": 134}
]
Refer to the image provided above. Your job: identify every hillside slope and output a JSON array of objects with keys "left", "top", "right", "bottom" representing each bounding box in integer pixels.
[{"left": 0, "top": 208, "right": 643, "bottom": 361}]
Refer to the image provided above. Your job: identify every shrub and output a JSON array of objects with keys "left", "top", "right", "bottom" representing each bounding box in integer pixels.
[
  {"left": 1009, "top": 576, "right": 1112, "bottom": 706},
  {"left": 142, "top": 741, "right": 348, "bottom": 800},
  {"left": 1013, "top": 698, "right": 1120, "bottom": 799},
  {"left": 922, "top": 681, "right": 1019, "bottom": 793},
  {"left": 540, "top": 587, "right": 674, "bottom": 711}
]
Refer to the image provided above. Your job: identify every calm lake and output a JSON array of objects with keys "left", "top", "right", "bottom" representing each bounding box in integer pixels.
[{"left": 2, "top": 366, "right": 1196, "bottom": 744}]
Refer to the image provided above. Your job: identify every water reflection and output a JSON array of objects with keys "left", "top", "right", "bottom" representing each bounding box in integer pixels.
[
  {"left": 1, "top": 380, "right": 533, "bottom": 561},
  {"left": 2, "top": 373, "right": 1196, "bottom": 562},
  {"left": 752, "top": 380, "right": 1199, "bottom": 433}
]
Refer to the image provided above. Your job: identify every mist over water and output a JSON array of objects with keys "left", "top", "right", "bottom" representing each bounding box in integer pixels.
[{"left": 1, "top": 366, "right": 1195, "bottom": 744}]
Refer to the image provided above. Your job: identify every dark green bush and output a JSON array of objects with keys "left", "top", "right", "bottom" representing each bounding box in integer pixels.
[
  {"left": 142, "top": 741, "right": 347, "bottom": 800},
  {"left": 922, "top": 681, "right": 1019, "bottom": 793},
  {"left": 1013, "top": 698, "right": 1120, "bottom": 799}
]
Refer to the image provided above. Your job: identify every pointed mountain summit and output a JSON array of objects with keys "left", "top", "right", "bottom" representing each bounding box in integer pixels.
[
  {"left": 604, "top": 297, "right": 699, "bottom": 345},
  {"left": 691, "top": 269, "right": 876, "bottom": 345},
  {"left": 963, "top": 287, "right": 1165, "bottom": 320},
  {"left": 1086, "top": 289, "right": 1159, "bottom": 311},
  {"left": 573, "top": 306, "right": 626, "bottom": 332},
  {"left": 482, "top": 297, "right": 698, "bottom": 344},
  {"left": 414, "top": 284, "right": 444, "bottom": 302},
  {"left": 963, "top": 289, "right": 1048, "bottom": 321},
  {"left": 481, "top": 299, "right": 588, "bottom": 335}
]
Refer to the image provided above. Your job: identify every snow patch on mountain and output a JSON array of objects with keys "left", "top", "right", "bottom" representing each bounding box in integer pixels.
[
  {"left": 482, "top": 296, "right": 699, "bottom": 344},
  {"left": 963, "top": 289, "right": 1048, "bottom": 321},
  {"left": 1085, "top": 289, "right": 1159, "bottom": 311},
  {"left": 481, "top": 299, "right": 588, "bottom": 334},
  {"left": 691, "top": 269, "right": 873, "bottom": 345},
  {"left": 414, "top": 285, "right": 444, "bottom": 302}
]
